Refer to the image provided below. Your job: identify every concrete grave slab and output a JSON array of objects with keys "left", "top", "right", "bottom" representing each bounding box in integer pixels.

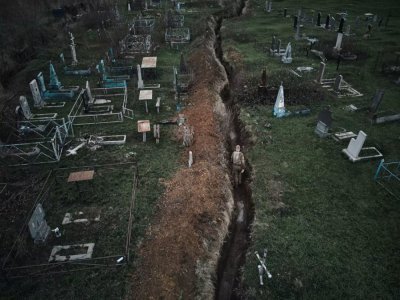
[{"left": 49, "top": 243, "right": 95, "bottom": 262}]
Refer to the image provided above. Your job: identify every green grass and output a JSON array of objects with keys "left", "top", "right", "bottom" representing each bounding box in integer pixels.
[{"left": 221, "top": 0, "right": 400, "bottom": 298}]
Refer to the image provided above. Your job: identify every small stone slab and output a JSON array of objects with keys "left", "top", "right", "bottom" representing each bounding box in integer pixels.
[
  {"left": 67, "top": 170, "right": 95, "bottom": 182},
  {"left": 141, "top": 56, "right": 157, "bottom": 69},
  {"left": 49, "top": 243, "right": 95, "bottom": 262},
  {"left": 139, "top": 90, "right": 153, "bottom": 101}
]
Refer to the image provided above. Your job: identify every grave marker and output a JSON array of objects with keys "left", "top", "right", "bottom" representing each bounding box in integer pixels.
[
  {"left": 317, "top": 12, "right": 321, "bottom": 26},
  {"left": 334, "top": 74, "right": 343, "bottom": 93},
  {"left": 49, "top": 63, "right": 62, "bottom": 90},
  {"left": 338, "top": 18, "right": 345, "bottom": 33},
  {"left": 138, "top": 120, "right": 151, "bottom": 142},
  {"left": 334, "top": 32, "right": 343, "bottom": 51},
  {"left": 28, "top": 203, "right": 51, "bottom": 244},
  {"left": 273, "top": 83, "right": 285, "bottom": 118},
  {"left": 325, "top": 14, "right": 330, "bottom": 29},
  {"left": 281, "top": 42, "right": 292, "bottom": 63},
  {"left": 30, "top": 79, "right": 44, "bottom": 108}
]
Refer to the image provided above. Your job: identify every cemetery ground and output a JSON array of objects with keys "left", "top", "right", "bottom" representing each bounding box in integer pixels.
[
  {"left": 0, "top": 0, "right": 399, "bottom": 299},
  {"left": 219, "top": 0, "right": 400, "bottom": 298}
]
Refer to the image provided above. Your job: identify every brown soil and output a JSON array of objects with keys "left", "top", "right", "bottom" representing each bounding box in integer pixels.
[{"left": 129, "top": 18, "right": 234, "bottom": 299}]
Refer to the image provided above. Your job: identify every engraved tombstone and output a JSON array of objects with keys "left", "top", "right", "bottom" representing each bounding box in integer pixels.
[{"left": 28, "top": 204, "right": 51, "bottom": 244}]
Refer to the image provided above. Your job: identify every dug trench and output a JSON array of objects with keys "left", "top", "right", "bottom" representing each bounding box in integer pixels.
[
  {"left": 129, "top": 0, "right": 254, "bottom": 298},
  {"left": 212, "top": 11, "right": 255, "bottom": 300}
]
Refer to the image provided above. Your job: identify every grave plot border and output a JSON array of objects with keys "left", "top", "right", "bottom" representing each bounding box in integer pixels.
[
  {"left": 165, "top": 28, "right": 191, "bottom": 47},
  {"left": 130, "top": 18, "right": 155, "bottom": 34},
  {"left": 374, "top": 159, "right": 400, "bottom": 199},
  {"left": 0, "top": 118, "right": 72, "bottom": 166},
  {"left": 120, "top": 34, "right": 152, "bottom": 55},
  {"left": 68, "top": 86, "right": 133, "bottom": 126},
  {"left": 319, "top": 77, "right": 363, "bottom": 98},
  {"left": 1, "top": 162, "right": 137, "bottom": 278}
]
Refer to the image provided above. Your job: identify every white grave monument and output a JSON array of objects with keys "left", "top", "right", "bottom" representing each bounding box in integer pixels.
[
  {"left": 137, "top": 64, "right": 144, "bottom": 89},
  {"left": 28, "top": 203, "right": 51, "bottom": 244},
  {"left": 69, "top": 32, "right": 78, "bottom": 66},
  {"left": 273, "top": 83, "right": 286, "bottom": 118},
  {"left": 333, "top": 32, "right": 343, "bottom": 51},
  {"left": 281, "top": 42, "right": 292, "bottom": 63},
  {"left": 30, "top": 79, "right": 44, "bottom": 108},
  {"left": 342, "top": 130, "right": 383, "bottom": 162}
]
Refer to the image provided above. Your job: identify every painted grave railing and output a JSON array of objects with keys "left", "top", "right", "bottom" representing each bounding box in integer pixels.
[
  {"left": 374, "top": 159, "right": 400, "bottom": 199},
  {"left": 68, "top": 88, "right": 127, "bottom": 126},
  {"left": 0, "top": 118, "right": 72, "bottom": 166}
]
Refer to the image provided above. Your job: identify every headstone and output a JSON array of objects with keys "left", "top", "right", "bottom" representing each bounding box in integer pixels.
[
  {"left": 19, "top": 96, "right": 33, "bottom": 119},
  {"left": 30, "top": 79, "right": 44, "bottom": 108},
  {"left": 273, "top": 83, "right": 285, "bottom": 117},
  {"left": 338, "top": 18, "right": 345, "bottom": 33},
  {"left": 59, "top": 53, "right": 65, "bottom": 65},
  {"left": 295, "top": 24, "right": 300, "bottom": 40},
  {"left": 69, "top": 32, "right": 78, "bottom": 66},
  {"left": 49, "top": 63, "right": 62, "bottom": 90},
  {"left": 330, "top": 16, "right": 336, "bottom": 30},
  {"left": 317, "top": 107, "right": 332, "bottom": 127},
  {"left": 325, "top": 14, "right": 330, "bottom": 29},
  {"left": 179, "top": 53, "right": 188, "bottom": 74},
  {"left": 281, "top": 42, "right": 292, "bottom": 63},
  {"left": 188, "top": 151, "right": 193, "bottom": 167},
  {"left": 153, "top": 124, "right": 160, "bottom": 143},
  {"left": 369, "top": 89, "right": 385, "bottom": 114},
  {"left": 344, "top": 131, "right": 367, "bottom": 158},
  {"left": 128, "top": 2, "right": 131, "bottom": 11},
  {"left": 267, "top": 0, "right": 272, "bottom": 12},
  {"left": 314, "top": 121, "right": 330, "bottom": 138},
  {"left": 28, "top": 204, "right": 51, "bottom": 244},
  {"left": 334, "top": 74, "right": 343, "bottom": 93},
  {"left": 37, "top": 72, "right": 47, "bottom": 93},
  {"left": 316, "top": 62, "right": 326, "bottom": 83},
  {"left": 137, "top": 64, "right": 144, "bottom": 89},
  {"left": 317, "top": 12, "right": 321, "bottom": 26},
  {"left": 293, "top": 16, "right": 298, "bottom": 29},
  {"left": 344, "top": 25, "right": 351, "bottom": 35},
  {"left": 283, "top": 8, "right": 287, "bottom": 17},
  {"left": 271, "top": 35, "right": 276, "bottom": 52},
  {"left": 334, "top": 32, "right": 343, "bottom": 50},
  {"left": 86, "top": 81, "right": 94, "bottom": 102}
]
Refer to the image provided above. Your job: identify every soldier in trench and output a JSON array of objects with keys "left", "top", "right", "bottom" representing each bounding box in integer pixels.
[{"left": 231, "top": 145, "right": 245, "bottom": 187}]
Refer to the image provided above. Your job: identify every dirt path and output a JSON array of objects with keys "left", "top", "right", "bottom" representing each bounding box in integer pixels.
[{"left": 130, "top": 17, "right": 235, "bottom": 299}]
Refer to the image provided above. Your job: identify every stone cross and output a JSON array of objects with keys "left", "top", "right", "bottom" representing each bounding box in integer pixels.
[
  {"left": 30, "top": 79, "right": 44, "bottom": 108},
  {"left": 19, "top": 96, "right": 33, "bottom": 119},
  {"left": 49, "top": 63, "right": 62, "bottom": 90},
  {"left": 28, "top": 204, "right": 50, "bottom": 244},
  {"left": 316, "top": 62, "right": 326, "bottom": 83},
  {"left": 334, "top": 74, "right": 343, "bottom": 93},
  {"left": 137, "top": 64, "right": 144, "bottom": 89},
  {"left": 69, "top": 32, "right": 78, "bottom": 66}
]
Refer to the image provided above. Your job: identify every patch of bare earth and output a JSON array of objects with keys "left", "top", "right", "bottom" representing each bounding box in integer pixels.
[{"left": 130, "top": 18, "right": 234, "bottom": 299}]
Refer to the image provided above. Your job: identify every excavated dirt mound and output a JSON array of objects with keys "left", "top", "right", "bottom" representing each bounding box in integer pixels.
[{"left": 130, "top": 18, "right": 234, "bottom": 299}]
